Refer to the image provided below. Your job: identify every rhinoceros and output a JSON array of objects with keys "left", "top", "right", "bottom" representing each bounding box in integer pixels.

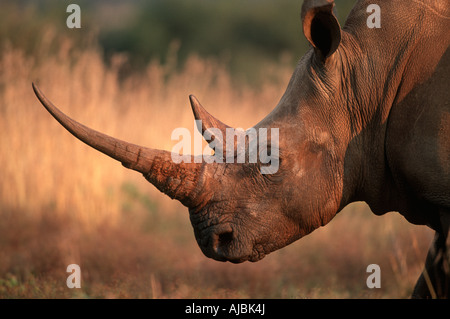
[{"left": 33, "top": 0, "right": 449, "bottom": 298}]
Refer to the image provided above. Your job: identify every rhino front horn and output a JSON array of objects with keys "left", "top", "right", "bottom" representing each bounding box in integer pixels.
[{"left": 32, "top": 83, "right": 205, "bottom": 208}]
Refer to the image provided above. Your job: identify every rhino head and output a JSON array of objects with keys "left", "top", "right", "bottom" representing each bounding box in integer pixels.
[{"left": 33, "top": 1, "right": 356, "bottom": 263}]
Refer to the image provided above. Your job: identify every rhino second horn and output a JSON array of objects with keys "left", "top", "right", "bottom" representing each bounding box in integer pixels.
[{"left": 189, "top": 94, "right": 240, "bottom": 158}]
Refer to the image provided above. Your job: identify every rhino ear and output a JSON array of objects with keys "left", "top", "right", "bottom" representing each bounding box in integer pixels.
[{"left": 301, "top": 0, "right": 341, "bottom": 60}]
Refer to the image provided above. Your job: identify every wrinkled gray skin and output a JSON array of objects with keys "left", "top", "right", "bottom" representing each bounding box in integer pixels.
[{"left": 34, "top": 0, "right": 449, "bottom": 298}]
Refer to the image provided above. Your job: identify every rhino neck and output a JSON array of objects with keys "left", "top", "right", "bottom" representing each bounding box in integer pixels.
[
  {"left": 333, "top": 34, "right": 401, "bottom": 214},
  {"left": 341, "top": 1, "right": 450, "bottom": 215}
]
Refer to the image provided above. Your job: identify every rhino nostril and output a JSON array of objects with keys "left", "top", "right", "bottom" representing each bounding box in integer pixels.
[
  {"left": 211, "top": 226, "right": 234, "bottom": 255},
  {"left": 218, "top": 231, "right": 233, "bottom": 247}
]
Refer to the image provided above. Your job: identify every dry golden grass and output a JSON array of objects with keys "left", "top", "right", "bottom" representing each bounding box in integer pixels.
[{"left": 0, "top": 33, "right": 434, "bottom": 298}]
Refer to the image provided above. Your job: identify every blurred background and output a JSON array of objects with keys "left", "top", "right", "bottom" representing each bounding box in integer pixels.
[{"left": 0, "top": 0, "right": 433, "bottom": 298}]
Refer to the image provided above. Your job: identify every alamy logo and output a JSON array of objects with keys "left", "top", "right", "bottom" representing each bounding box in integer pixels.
[
  {"left": 171, "top": 120, "right": 280, "bottom": 174},
  {"left": 66, "top": 4, "right": 81, "bottom": 29},
  {"left": 366, "top": 4, "right": 381, "bottom": 29},
  {"left": 366, "top": 264, "right": 381, "bottom": 288},
  {"left": 66, "top": 264, "right": 81, "bottom": 288}
]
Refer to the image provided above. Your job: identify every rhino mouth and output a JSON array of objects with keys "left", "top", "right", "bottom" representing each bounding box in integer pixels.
[{"left": 198, "top": 224, "right": 266, "bottom": 263}]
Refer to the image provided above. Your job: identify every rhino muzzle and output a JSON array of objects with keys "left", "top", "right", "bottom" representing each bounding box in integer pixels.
[{"left": 198, "top": 224, "right": 264, "bottom": 263}]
